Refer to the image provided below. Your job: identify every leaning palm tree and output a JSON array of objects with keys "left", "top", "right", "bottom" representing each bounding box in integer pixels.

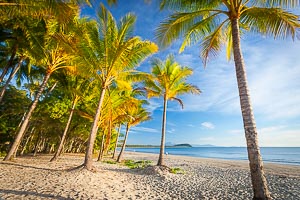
[
  {"left": 157, "top": 0, "right": 300, "bottom": 199},
  {"left": 77, "top": 4, "right": 158, "bottom": 171},
  {"left": 145, "top": 54, "right": 200, "bottom": 166},
  {"left": 3, "top": 19, "right": 77, "bottom": 161},
  {"left": 117, "top": 101, "right": 151, "bottom": 163},
  {"left": 50, "top": 74, "right": 94, "bottom": 162}
]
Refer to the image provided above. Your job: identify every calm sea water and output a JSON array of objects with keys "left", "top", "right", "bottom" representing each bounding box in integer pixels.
[{"left": 125, "top": 147, "right": 300, "bottom": 166}]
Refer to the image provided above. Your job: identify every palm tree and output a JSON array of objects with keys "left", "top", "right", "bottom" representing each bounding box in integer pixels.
[
  {"left": 117, "top": 101, "right": 151, "bottom": 162},
  {"left": 3, "top": 17, "right": 78, "bottom": 161},
  {"left": 50, "top": 74, "right": 93, "bottom": 162},
  {"left": 157, "top": 1, "right": 300, "bottom": 199},
  {"left": 145, "top": 55, "right": 200, "bottom": 166},
  {"left": 77, "top": 4, "right": 158, "bottom": 171}
]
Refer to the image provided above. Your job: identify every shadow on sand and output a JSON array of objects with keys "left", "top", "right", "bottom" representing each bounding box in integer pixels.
[
  {"left": 0, "top": 189, "right": 72, "bottom": 200},
  {"left": 0, "top": 162, "right": 62, "bottom": 172}
]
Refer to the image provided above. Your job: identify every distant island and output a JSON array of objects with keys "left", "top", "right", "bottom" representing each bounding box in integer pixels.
[{"left": 173, "top": 143, "right": 192, "bottom": 147}]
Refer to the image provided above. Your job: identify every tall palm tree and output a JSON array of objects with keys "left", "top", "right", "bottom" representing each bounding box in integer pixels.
[
  {"left": 145, "top": 55, "right": 200, "bottom": 166},
  {"left": 157, "top": 1, "right": 300, "bottom": 199},
  {"left": 77, "top": 4, "right": 158, "bottom": 171}
]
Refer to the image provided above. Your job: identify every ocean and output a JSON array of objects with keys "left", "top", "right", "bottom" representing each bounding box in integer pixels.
[{"left": 125, "top": 147, "right": 300, "bottom": 166}]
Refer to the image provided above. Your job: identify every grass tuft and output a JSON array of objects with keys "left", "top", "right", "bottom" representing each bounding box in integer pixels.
[
  {"left": 169, "top": 167, "right": 185, "bottom": 174},
  {"left": 124, "top": 159, "right": 152, "bottom": 169},
  {"left": 103, "top": 160, "right": 117, "bottom": 164},
  {"left": 0, "top": 151, "right": 7, "bottom": 158}
]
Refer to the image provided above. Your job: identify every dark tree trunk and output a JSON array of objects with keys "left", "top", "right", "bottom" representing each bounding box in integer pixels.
[
  {"left": 112, "top": 124, "right": 121, "bottom": 159},
  {"left": 104, "top": 118, "right": 112, "bottom": 155},
  {"left": 4, "top": 72, "right": 51, "bottom": 161},
  {"left": 97, "top": 133, "right": 105, "bottom": 161},
  {"left": 117, "top": 123, "right": 130, "bottom": 163},
  {"left": 0, "top": 44, "right": 18, "bottom": 82},
  {"left": 231, "top": 18, "right": 271, "bottom": 200},
  {"left": 33, "top": 133, "right": 42, "bottom": 157},
  {"left": 84, "top": 87, "right": 106, "bottom": 170},
  {"left": 20, "top": 127, "right": 35, "bottom": 156},
  {"left": 157, "top": 95, "right": 167, "bottom": 166},
  {"left": 50, "top": 97, "right": 77, "bottom": 162},
  {"left": 0, "top": 58, "right": 23, "bottom": 103}
]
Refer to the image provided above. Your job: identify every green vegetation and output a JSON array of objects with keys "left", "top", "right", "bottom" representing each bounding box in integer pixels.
[
  {"left": 0, "top": 1, "right": 299, "bottom": 199},
  {"left": 124, "top": 160, "right": 153, "bottom": 169},
  {"left": 103, "top": 160, "right": 117, "bottom": 165},
  {"left": 169, "top": 167, "right": 185, "bottom": 174}
]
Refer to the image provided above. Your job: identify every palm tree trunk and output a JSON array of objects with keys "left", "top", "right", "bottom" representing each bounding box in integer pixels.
[
  {"left": 50, "top": 97, "right": 78, "bottom": 162},
  {"left": 20, "top": 127, "right": 35, "bottom": 156},
  {"left": 33, "top": 132, "right": 42, "bottom": 157},
  {"left": 84, "top": 87, "right": 106, "bottom": 170},
  {"left": 97, "top": 133, "right": 105, "bottom": 161},
  {"left": 104, "top": 116, "right": 112, "bottom": 155},
  {"left": 157, "top": 95, "right": 167, "bottom": 166},
  {"left": 117, "top": 123, "right": 129, "bottom": 163},
  {"left": 0, "top": 58, "right": 23, "bottom": 103},
  {"left": 3, "top": 72, "right": 51, "bottom": 161},
  {"left": 231, "top": 18, "right": 271, "bottom": 200},
  {"left": 113, "top": 124, "right": 121, "bottom": 159},
  {"left": 0, "top": 44, "right": 18, "bottom": 82}
]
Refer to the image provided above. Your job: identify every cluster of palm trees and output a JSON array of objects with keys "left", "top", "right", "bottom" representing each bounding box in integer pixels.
[
  {"left": 1, "top": 1, "right": 299, "bottom": 200},
  {"left": 0, "top": 1, "right": 199, "bottom": 168}
]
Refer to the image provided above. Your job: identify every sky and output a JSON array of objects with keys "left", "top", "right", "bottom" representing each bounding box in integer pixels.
[{"left": 81, "top": 1, "right": 300, "bottom": 147}]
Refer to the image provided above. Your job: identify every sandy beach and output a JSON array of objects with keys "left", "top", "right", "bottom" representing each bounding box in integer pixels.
[{"left": 0, "top": 152, "right": 299, "bottom": 200}]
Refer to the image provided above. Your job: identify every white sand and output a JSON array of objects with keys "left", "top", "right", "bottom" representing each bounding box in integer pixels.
[{"left": 0, "top": 152, "right": 299, "bottom": 199}]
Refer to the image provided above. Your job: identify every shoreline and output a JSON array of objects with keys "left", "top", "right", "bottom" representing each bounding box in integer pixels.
[
  {"left": 0, "top": 152, "right": 299, "bottom": 199},
  {"left": 123, "top": 151, "right": 300, "bottom": 178},
  {"left": 124, "top": 147, "right": 300, "bottom": 167}
]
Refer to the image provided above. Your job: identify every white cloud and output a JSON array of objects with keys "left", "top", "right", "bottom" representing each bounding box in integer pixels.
[
  {"left": 167, "top": 128, "right": 176, "bottom": 133},
  {"left": 131, "top": 126, "right": 160, "bottom": 133},
  {"left": 145, "top": 99, "right": 161, "bottom": 113},
  {"left": 167, "top": 122, "right": 177, "bottom": 127},
  {"left": 259, "top": 126, "right": 300, "bottom": 147},
  {"left": 227, "top": 125, "right": 300, "bottom": 147},
  {"left": 201, "top": 122, "right": 215, "bottom": 129},
  {"left": 188, "top": 124, "right": 195, "bottom": 127},
  {"left": 168, "top": 39, "right": 300, "bottom": 122}
]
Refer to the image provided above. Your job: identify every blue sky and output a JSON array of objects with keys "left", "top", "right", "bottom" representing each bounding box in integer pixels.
[{"left": 81, "top": 1, "right": 300, "bottom": 147}]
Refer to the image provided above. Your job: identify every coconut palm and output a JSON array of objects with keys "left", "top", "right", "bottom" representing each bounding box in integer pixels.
[
  {"left": 145, "top": 55, "right": 200, "bottom": 166},
  {"left": 77, "top": 4, "right": 158, "bottom": 170},
  {"left": 3, "top": 17, "right": 78, "bottom": 161},
  {"left": 50, "top": 74, "right": 94, "bottom": 162},
  {"left": 157, "top": 1, "right": 300, "bottom": 199},
  {"left": 117, "top": 101, "right": 151, "bottom": 162}
]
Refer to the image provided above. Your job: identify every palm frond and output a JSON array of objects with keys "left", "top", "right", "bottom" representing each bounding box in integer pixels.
[
  {"left": 254, "top": 0, "right": 299, "bottom": 8},
  {"left": 156, "top": 10, "right": 210, "bottom": 48},
  {"left": 241, "top": 7, "right": 300, "bottom": 39},
  {"left": 179, "top": 11, "right": 223, "bottom": 52},
  {"left": 201, "top": 19, "right": 229, "bottom": 66},
  {"left": 160, "top": 0, "right": 222, "bottom": 11},
  {"left": 171, "top": 97, "right": 184, "bottom": 109}
]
